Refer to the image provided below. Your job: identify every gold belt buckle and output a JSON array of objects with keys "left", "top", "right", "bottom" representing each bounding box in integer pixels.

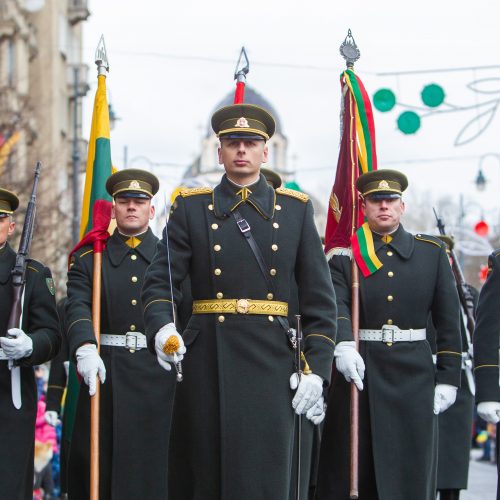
[{"left": 236, "top": 299, "right": 250, "bottom": 314}]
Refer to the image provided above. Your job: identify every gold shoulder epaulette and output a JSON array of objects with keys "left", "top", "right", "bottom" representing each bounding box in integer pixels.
[
  {"left": 180, "top": 187, "right": 213, "bottom": 198},
  {"left": 415, "top": 234, "right": 442, "bottom": 248},
  {"left": 276, "top": 186, "right": 309, "bottom": 203}
]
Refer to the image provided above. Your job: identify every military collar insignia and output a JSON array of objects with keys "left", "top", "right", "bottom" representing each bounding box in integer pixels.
[
  {"left": 235, "top": 117, "right": 250, "bottom": 128},
  {"left": 213, "top": 174, "right": 275, "bottom": 220},
  {"left": 374, "top": 225, "right": 414, "bottom": 259},
  {"left": 107, "top": 228, "right": 157, "bottom": 266}
]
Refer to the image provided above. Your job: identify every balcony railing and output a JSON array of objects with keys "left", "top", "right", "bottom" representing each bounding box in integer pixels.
[{"left": 68, "top": 0, "right": 90, "bottom": 25}]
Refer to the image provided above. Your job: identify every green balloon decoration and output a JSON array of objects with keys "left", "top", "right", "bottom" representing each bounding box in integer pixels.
[
  {"left": 397, "top": 111, "right": 421, "bottom": 134},
  {"left": 421, "top": 84, "right": 445, "bottom": 107},
  {"left": 373, "top": 88, "right": 396, "bottom": 112}
]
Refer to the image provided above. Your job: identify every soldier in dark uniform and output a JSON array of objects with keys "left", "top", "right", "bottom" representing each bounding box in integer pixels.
[
  {"left": 0, "top": 188, "right": 60, "bottom": 500},
  {"left": 316, "top": 170, "right": 462, "bottom": 500},
  {"left": 473, "top": 249, "right": 500, "bottom": 500},
  {"left": 428, "top": 236, "right": 476, "bottom": 500},
  {"left": 65, "top": 169, "right": 177, "bottom": 500},
  {"left": 142, "top": 103, "right": 336, "bottom": 500}
]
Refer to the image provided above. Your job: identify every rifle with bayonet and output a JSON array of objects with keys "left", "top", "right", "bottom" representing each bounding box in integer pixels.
[
  {"left": 433, "top": 208, "right": 475, "bottom": 393},
  {"left": 6, "top": 161, "right": 42, "bottom": 409}
]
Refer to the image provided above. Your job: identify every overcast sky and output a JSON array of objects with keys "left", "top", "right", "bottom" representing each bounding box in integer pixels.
[{"left": 81, "top": 0, "right": 500, "bottom": 237}]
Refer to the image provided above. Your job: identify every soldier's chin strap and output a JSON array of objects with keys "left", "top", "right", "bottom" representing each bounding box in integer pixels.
[{"left": 232, "top": 209, "right": 296, "bottom": 350}]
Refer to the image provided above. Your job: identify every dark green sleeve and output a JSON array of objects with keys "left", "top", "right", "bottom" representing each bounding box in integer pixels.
[
  {"left": 65, "top": 251, "right": 96, "bottom": 359},
  {"left": 329, "top": 254, "right": 353, "bottom": 343},
  {"left": 142, "top": 196, "right": 191, "bottom": 352},
  {"left": 20, "top": 266, "right": 61, "bottom": 366},
  {"left": 432, "top": 246, "right": 462, "bottom": 387},
  {"left": 474, "top": 251, "right": 500, "bottom": 403},
  {"left": 294, "top": 200, "right": 337, "bottom": 384}
]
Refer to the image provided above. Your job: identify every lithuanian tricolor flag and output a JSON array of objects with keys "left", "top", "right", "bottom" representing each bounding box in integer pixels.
[
  {"left": 79, "top": 74, "right": 113, "bottom": 239},
  {"left": 324, "top": 68, "right": 379, "bottom": 277}
]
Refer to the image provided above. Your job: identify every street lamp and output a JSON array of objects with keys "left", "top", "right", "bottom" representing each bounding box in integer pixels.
[{"left": 475, "top": 153, "right": 500, "bottom": 191}]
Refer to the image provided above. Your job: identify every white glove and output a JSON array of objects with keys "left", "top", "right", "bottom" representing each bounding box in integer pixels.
[
  {"left": 1, "top": 328, "right": 33, "bottom": 359},
  {"left": 433, "top": 384, "right": 458, "bottom": 414},
  {"left": 75, "top": 344, "right": 106, "bottom": 396},
  {"left": 154, "top": 323, "right": 186, "bottom": 372},
  {"left": 290, "top": 372, "right": 324, "bottom": 415},
  {"left": 306, "top": 395, "right": 326, "bottom": 425},
  {"left": 334, "top": 341, "right": 365, "bottom": 391},
  {"left": 477, "top": 401, "right": 500, "bottom": 424},
  {"left": 44, "top": 410, "right": 59, "bottom": 427}
]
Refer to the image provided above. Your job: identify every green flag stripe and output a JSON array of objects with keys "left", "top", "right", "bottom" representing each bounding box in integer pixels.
[
  {"left": 83, "top": 137, "right": 113, "bottom": 235},
  {"left": 357, "top": 226, "right": 378, "bottom": 273}
]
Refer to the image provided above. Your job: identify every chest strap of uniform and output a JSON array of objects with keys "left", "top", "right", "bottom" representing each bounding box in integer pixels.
[{"left": 232, "top": 210, "right": 296, "bottom": 348}]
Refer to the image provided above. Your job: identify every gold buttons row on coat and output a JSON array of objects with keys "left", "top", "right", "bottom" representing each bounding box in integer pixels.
[
  {"left": 214, "top": 244, "right": 221, "bottom": 252},
  {"left": 275, "top": 205, "right": 281, "bottom": 211},
  {"left": 214, "top": 268, "right": 222, "bottom": 276},
  {"left": 208, "top": 204, "right": 213, "bottom": 211},
  {"left": 273, "top": 222, "right": 279, "bottom": 229},
  {"left": 131, "top": 276, "right": 138, "bottom": 283},
  {"left": 131, "top": 299, "right": 137, "bottom": 306},
  {"left": 387, "top": 251, "right": 393, "bottom": 257},
  {"left": 131, "top": 254, "right": 137, "bottom": 261},
  {"left": 130, "top": 324, "right": 136, "bottom": 331},
  {"left": 270, "top": 269, "right": 277, "bottom": 276},
  {"left": 267, "top": 293, "right": 273, "bottom": 300},
  {"left": 217, "top": 292, "right": 223, "bottom": 299},
  {"left": 387, "top": 295, "right": 393, "bottom": 302},
  {"left": 387, "top": 319, "right": 393, "bottom": 325},
  {"left": 388, "top": 271, "right": 394, "bottom": 278},
  {"left": 218, "top": 315, "right": 224, "bottom": 323},
  {"left": 271, "top": 244, "right": 278, "bottom": 251}
]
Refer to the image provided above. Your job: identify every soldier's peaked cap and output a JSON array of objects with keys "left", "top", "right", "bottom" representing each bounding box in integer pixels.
[
  {"left": 106, "top": 169, "right": 159, "bottom": 199},
  {"left": 212, "top": 103, "right": 275, "bottom": 141},
  {"left": 356, "top": 169, "right": 408, "bottom": 199},
  {"left": 0, "top": 188, "right": 19, "bottom": 216}
]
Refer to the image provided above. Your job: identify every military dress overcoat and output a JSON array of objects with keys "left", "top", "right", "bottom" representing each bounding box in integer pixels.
[
  {"left": 473, "top": 249, "right": 500, "bottom": 500},
  {"left": 142, "top": 174, "right": 337, "bottom": 500},
  {"left": 65, "top": 228, "right": 176, "bottom": 500},
  {"left": 0, "top": 243, "right": 60, "bottom": 500},
  {"left": 316, "top": 226, "right": 461, "bottom": 500}
]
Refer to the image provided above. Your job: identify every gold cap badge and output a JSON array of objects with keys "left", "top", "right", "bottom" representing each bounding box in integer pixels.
[
  {"left": 378, "top": 180, "right": 389, "bottom": 189},
  {"left": 129, "top": 180, "right": 141, "bottom": 189},
  {"left": 235, "top": 117, "right": 250, "bottom": 128}
]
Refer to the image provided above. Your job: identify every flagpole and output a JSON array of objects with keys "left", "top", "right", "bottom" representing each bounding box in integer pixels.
[
  {"left": 90, "top": 35, "right": 109, "bottom": 500},
  {"left": 340, "top": 30, "right": 361, "bottom": 500},
  {"left": 233, "top": 47, "right": 249, "bottom": 104}
]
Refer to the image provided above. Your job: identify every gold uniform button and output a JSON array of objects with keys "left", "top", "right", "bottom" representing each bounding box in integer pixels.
[
  {"left": 275, "top": 205, "right": 281, "bottom": 211},
  {"left": 267, "top": 293, "right": 274, "bottom": 300},
  {"left": 387, "top": 319, "right": 393, "bottom": 325},
  {"left": 214, "top": 244, "right": 221, "bottom": 252},
  {"left": 131, "top": 255, "right": 137, "bottom": 261},
  {"left": 388, "top": 271, "right": 394, "bottom": 277},
  {"left": 268, "top": 316, "right": 274, "bottom": 322},
  {"left": 271, "top": 244, "right": 278, "bottom": 251},
  {"left": 131, "top": 299, "right": 137, "bottom": 306},
  {"left": 211, "top": 223, "right": 218, "bottom": 230},
  {"left": 218, "top": 315, "right": 225, "bottom": 323},
  {"left": 387, "top": 295, "right": 393, "bottom": 302},
  {"left": 216, "top": 292, "right": 223, "bottom": 299},
  {"left": 214, "top": 268, "right": 222, "bottom": 276},
  {"left": 273, "top": 222, "right": 279, "bottom": 229},
  {"left": 208, "top": 204, "right": 214, "bottom": 211},
  {"left": 131, "top": 276, "right": 138, "bottom": 283},
  {"left": 270, "top": 269, "right": 277, "bottom": 276},
  {"left": 387, "top": 251, "right": 393, "bottom": 256},
  {"left": 130, "top": 324, "right": 136, "bottom": 331}
]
